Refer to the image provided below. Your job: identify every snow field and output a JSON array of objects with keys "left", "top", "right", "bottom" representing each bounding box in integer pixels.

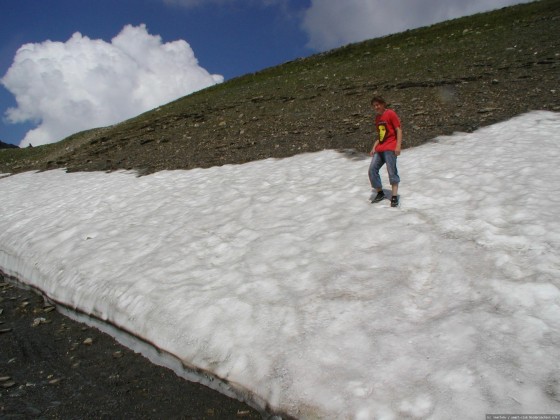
[{"left": 0, "top": 111, "right": 559, "bottom": 419}]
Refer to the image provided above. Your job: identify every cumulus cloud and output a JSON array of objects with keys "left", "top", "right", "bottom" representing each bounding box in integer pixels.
[
  {"left": 1, "top": 24, "right": 223, "bottom": 147},
  {"left": 302, "top": 0, "right": 534, "bottom": 51}
]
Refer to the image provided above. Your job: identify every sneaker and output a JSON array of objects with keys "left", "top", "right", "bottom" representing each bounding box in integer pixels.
[
  {"left": 391, "top": 196, "right": 399, "bottom": 207},
  {"left": 370, "top": 190, "right": 385, "bottom": 203}
]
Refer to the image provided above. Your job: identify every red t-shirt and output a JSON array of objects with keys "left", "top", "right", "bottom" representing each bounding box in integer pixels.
[{"left": 375, "top": 109, "right": 401, "bottom": 152}]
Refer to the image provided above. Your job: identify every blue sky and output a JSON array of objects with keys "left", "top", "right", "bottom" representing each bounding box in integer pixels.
[
  {"left": 0, "top": 0, "right": 532, "bottom": 146},
  {"left": 0, "top": 1, "right": 309, "bottom": 78}
]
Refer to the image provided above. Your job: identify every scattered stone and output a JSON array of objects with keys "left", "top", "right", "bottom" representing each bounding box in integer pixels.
[
  {"left": 478, "top": 107, "right": 497, "bottom": 114},
  {"left": 1, "top": 380, "right": 16, "bottom": 389},
  {"left": 0, "top": 376, "right": 12, "bottom": 382},
  {"left": 0, "top": 308, "right": 3, "bottom": 315},
  {"left": 83, "top": 337, "right": 93, "bottom": 346},
  {"left": 237, "top": 410, "right": 251, "bottom": 417},
  {"left": 31, "top": 317, "right": 47, "bottom": 327},
  {"left": 49, "top": 378, "right": 62, "bottom": 385},
  {"left": 0, "top": 328, "right": 12, "bottom": 334},
  {"left": 113, "top": 351, "right": 124, "bottom": 359},
  {"left": 43, "top": 305, "right": 55, "bottom": 313}
]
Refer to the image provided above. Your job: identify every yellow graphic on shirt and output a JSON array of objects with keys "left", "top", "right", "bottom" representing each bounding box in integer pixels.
[{"left": 378, "top": 124, "right": 387, "bottom": 143}]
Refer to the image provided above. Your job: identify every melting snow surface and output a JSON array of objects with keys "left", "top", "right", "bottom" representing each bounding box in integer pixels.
[{"left": 1, "top": 111, "right": 559, "bottom": 419}]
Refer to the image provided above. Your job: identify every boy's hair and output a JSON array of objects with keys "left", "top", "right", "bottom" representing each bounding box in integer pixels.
[{"left": 371, "top": 96, "right": 387, "bottom": 105}]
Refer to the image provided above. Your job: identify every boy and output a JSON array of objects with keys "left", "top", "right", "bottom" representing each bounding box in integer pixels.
[{"left": 368, "top": 96, "right": 402, "bottom": 207}]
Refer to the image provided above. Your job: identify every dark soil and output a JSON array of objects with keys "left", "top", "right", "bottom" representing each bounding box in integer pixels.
[{"left": 0, "top": 275, "right": 263, "bottom": 419}]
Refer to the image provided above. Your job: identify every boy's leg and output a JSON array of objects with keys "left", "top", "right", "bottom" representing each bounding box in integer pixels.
[
  {"left": 368, "top": 153, "right": 385, "bottom": 191},
  {"left": 385, "top": 152, "right": 400, "bottom": 187},
  {"left": 385, "top": 151, "right": 400, "bottom": 199}
]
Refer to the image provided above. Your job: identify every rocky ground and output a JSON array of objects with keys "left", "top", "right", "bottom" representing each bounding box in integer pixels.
[
  {"left": 0, "top": 0, "right": 558, "bottom": 175},
  {"left": 0, "top": 274, "right": 262, "bottom": 419}
]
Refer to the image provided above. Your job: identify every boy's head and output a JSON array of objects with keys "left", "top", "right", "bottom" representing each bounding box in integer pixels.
[{"left": 371, "top": 96, "right": 387, "bottom": 115}]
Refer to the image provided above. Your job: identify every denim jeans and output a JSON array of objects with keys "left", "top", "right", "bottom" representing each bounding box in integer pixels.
[{"left": 368, "top": 151, "right": 400, "bottom": 190}]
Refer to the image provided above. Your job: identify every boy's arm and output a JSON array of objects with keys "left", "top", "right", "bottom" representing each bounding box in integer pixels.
[
  {"left": 395, "top": 127, "right": 402, "bottom": 156},
  {"left": 370, "top": 139, "right": 379, "bottom": 156}
]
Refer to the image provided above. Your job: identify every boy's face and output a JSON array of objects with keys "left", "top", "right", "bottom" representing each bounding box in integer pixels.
[{"left": 372, "top": 101, "right": 385, "bottom": 115}]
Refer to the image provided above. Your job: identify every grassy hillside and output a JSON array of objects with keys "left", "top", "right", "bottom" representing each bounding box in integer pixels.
[{"left": 1, "top": 0, "right": 558, "bottom": 175}]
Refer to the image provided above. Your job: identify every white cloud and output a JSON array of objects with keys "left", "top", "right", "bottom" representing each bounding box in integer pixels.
[
  {"left": 302, "top": 0, "right": 534, "bottom": 51},
  {"left": 1, "top": 24, "right": 223, "bottom": 147}
]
